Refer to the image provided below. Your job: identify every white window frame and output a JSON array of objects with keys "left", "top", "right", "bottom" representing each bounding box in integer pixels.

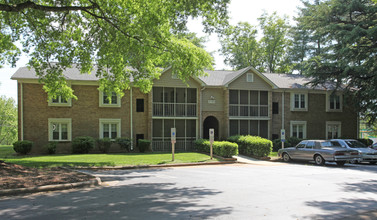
[
  {"left": 99, "top": 91, "right": 121, "bottom": 107},
  {"left": 246, "top": 73, "right": 254, "bottom": 82},
  {"left": 99, "top": 118, "right": 121, "bottom": 139},
  {"left": 48, "top": 95, "right": 72, "bottom": 107},
  {"left": 326, "top": 92, "right": 343, "bottom": 112},
  {"left": 290, "top": 121, "right": 307, "bottom": 139},
  {"left": 48, "top": 118, "right": 72, "bottom": 141},
  {"left": 290, "top": 92, "right": 308, "bottom": 111},
  {"left": 326, "top": 121, "right": 341, "bottom": 139}
]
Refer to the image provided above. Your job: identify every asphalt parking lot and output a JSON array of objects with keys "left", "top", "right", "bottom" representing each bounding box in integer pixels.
[{"left": 1, "top": 162, "right": 377, "bottom": 220}]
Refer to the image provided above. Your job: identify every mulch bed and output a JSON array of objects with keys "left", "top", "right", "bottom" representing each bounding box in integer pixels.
[{"left": 0, "top": 160, "right": 94, "bottom": 190}]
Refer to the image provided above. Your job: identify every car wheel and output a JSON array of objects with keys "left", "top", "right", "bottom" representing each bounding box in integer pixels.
[
  {"left": 369, "top": 162, "right": 376, "bottom": 165},
  {"left": 314, "top": 155, "right": 325, "bottom": 166},
  {"left": 336, "top": 161, "right": 345, "bottom": 166},
  {"left": 349, "top": 159, "right": 358, "bottom": 164},
  {"left": 282, "top": 153, "right": 291, "bottom": 162}
]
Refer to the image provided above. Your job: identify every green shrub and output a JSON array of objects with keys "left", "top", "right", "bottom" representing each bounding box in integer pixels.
[
  {"left": 72, "top": 136, "right": 95, "bottom": 154},
  {"left": 13, "top": 140, "right": 33, "bottom": 155},
  {"left": 138, "top": 139, "right": 151, "bottom": 153},
  {"left": 97, "top": 138, "right": 112, "bottom": 153},
  {"left": 228, "top": 135, "right": 272, "bottom": 157},
  {"left": 272, "top": 137, "right": 303, "bottom": 152},
  {"left": 115, "top": 137, "right": 132, "bottom": 152},
  {"left": 194, "top": 139, "right": 238, "bottom": 158},
  {"left": 45, "top": 142, "right": 57, "bottom": 154}
]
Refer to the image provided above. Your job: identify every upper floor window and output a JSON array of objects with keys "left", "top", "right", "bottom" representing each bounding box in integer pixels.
[
  {"left": 291, "top": 92, "right": 308, "bottom": 111},
  {"left": 99, "top": 91, "right": 121, "bottom": 107},
  {"left": 48, "top": 95, "right": 71, "bottom": 107},
  {"left": 48, "top": 118, "right": 72, "bottom": 141},
  {"left": 229, "top": 90, "right": 269, "bottom": 117},
  {"left": 326, "top": 93, "right": 342, "bottom": 112},
  {"left": 246, "top": 73, "right": 254, "bottom": 82}
]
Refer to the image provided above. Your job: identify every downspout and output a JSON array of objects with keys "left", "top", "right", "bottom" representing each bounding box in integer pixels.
[
  {"left": 20, "top": 82, "right": 24, "bottom": 141},
  {"left": 282, "top": 91, "right": 285, "bottom": 130},
  {"left": 200, "top": 87, "right": 205, "bottom": 139},
  {"left": 130, "top": 87, "right": 133, "bottom": 150}
]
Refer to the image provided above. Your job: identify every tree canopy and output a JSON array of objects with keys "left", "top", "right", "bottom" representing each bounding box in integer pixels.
[
  {"left": 295, "top": 0, "right": 377, "bottom": 122},
  {"left": 0, "top": 0, "right": 230, "bottom": 100},
  {"left": 0, "top": 95, "right": 17, "bottom": 145}
]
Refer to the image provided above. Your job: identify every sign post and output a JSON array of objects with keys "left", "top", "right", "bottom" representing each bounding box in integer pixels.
[
  {"left": 281, "top": 129, "right": 286, "bottom": 149},
  {"left": 209, "top": 128, "right": 214, "bottom": 160},
  {"left": 171, "top": 128, "right": 176, "bottom": 161}
]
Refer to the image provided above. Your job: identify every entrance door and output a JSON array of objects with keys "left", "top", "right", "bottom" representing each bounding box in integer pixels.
[{"left": 203, "top": 116, "right": 219, "bottom": 140}]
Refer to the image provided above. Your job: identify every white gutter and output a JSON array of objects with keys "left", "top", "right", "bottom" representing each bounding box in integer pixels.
[
  {"left": 130, "top": 87, "right": 133, "bottom": 150},
  {"left": 20, "top": 83, "right": 24, "bottom": 140},
  {"left": 200, "top": 87, "right": 205, "bottom": 139},
  {"left": 282, "top": 91, "right": 285, "bottom": 129}
]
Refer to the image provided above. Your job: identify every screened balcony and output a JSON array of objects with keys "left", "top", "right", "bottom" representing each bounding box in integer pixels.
[
  {"left": 229, "top": 90, "right": 269, "bottom": 117},
  {"left": 153, "top": 87, "right": 197, "bottom": 117}
]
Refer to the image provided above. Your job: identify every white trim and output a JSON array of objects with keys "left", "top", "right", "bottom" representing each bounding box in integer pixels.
[
  {"left": 99, "top": 91, "right": 121, "bottom": 107},
  {"left": 130, "top": 88, "right": 133, "bottom": 150},
  {"left": 99, "top": 118, "right": 121, "bottom": 139},
  {"left": 48, "top": 118, "right": 72, "bottom": 141},
  {"left": 290, "top": 92, "right": 308, "bottom": 111},
  {"left": 48, "top": 96, "right": 72, "bottom": 107},
  {"left": 326, "top": 92, "right": 343, "bottom": 112},
  {"left": 326, "top": 121, "right": 342, "bottom": 139},
  {"left": 290, "top": 121, "right": 307, "bottom": 139}
]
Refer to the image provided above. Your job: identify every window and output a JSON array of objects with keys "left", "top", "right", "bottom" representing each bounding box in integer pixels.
[
  {"left": 291, "top": 93, "right": 308, "bottom": 111},
  {"left": 229, "top": 120, "right": 268, "bottom": 138},
  {"left": 326, "top": 93, "right": 342, "bottom": 112},
  {"left": 99, "top": 119, "right": 121, "bottom": 139},
  {"left": 48, "top": 118, "right": 72, "bottom": 141},
  {"left": 136, "top": 99, "right": 144, "bottom": 112},
  {"left": 326, "top": 121, "right": 341, "bottom": 139},
  {"left": 272, "top": 102, "right": 279, "bottom": 114},
  {"left": 48, "top": 95, "right": 71, "bottom": 107},
  {"left": 229, "top": 90, "right": 269, "bottom": 117},
  {"left": 246, "top": 73, "right": 254, "bottom": 82},
  {"left": 99, "top": 91, "right": 121, "bottom": 107},
  {"left": 290, "top": 121, "right": 307, "bottom": 139}
]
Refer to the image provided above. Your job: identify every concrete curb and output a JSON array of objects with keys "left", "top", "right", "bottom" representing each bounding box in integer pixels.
[
  {"left": 0, "top": 177, "right": 101, "bottom": 197},
  {"left": 72, "top": 160, "right": 237, "bottom": 170}
]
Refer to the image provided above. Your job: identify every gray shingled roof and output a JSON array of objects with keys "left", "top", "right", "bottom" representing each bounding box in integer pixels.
[{"left": 12, "top": 65, "right": 336, "bottom": 90}]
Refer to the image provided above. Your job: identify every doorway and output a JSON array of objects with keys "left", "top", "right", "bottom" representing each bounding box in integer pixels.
[{"left": 203, "top": 116, "right": 219, "bottom": 140}]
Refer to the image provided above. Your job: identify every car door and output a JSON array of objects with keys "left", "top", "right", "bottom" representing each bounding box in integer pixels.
[
  {"left": 290, "top": 141, "right": 307, "bottom": 160},
  {"left": 302, "top": 141, "right": 315, "bottom": 160}
]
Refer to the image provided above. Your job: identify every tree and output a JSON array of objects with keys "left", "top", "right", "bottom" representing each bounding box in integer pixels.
[
  {"left": 0, "top": 0, "right": 230, "bottom": 100},
  {"left": 258, "top": 12, "right": 292, "bottom": 73},
  {"left": 218, "top": 12, "right": 292, "bottom": 72},
  {"left": 219, "top": 22, "right": 263, "bottom": 71},
  {"left": 0, "top": 96, "right": 17, "bottom": 145},
  {"left": 301, "top": 0, "right": 377, "bottom": 122}
]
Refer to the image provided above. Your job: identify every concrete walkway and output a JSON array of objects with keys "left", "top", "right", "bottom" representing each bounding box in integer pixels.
[{"left": 233, "top": 154, "right": 284, "bottom": 166}]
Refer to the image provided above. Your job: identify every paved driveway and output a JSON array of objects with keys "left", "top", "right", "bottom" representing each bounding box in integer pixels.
[{"left": 1, "top": 162, "right": 377, "bottom": 220}]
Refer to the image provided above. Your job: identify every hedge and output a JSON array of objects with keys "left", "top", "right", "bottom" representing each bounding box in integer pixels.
[
  {"left": 227, "top": 135, "right": 272, "bottom": 157},
  {"left": 72, "top": 136, "right": 95, "bottom": 154},
  {"left": 13, "top": 140, "right": 33, "bottom": 155},
  {"left": 194, "top": 139, "right": 238, "bottom": 158},
  {"left": 138, "top": 139, "right": 151, "bottom": 153}
]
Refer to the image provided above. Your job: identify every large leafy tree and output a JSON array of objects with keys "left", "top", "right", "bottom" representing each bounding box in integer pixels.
[
  {"left": 0, "top": 96, "right": 17, "bottom": 145},
  {"left": 219, "top": 22, "right": 263, "bottom": 71},
  {"left": 301, "top": 0, "right": 377, "bottom": 122},
  {"left": 0, "top": 0, "right": 229, "bottom": 100},
  {"left": 219, "top": 12, "right": 292, "bottom": 72}
]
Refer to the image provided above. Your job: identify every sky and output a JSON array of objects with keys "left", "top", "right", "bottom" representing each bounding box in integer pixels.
[{"left": 0, "top": 0, "right": 302, "bottom": 102}]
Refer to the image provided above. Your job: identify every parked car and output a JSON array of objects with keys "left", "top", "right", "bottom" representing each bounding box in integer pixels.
[
  {"left": 331, "top": 139, "right": 377, "bottom": 164},
  {"left": 370, "top": 143, "right": 377, "bottom": 151},
  {"left": 278, "top": 140, "right": 360, "bottom": 166}
]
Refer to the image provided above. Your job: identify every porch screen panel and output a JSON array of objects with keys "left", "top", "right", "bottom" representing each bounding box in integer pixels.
[
  {"left": 153, "top": 119, "right": 163, "bottom": 137},
  {"left": 250, "top": 91, "right": 258, "bottom": 105},
  {"left": 240, "top": 120, "right": 249, "bottom": 135},
  {"left": 260, "top": 91, "right": 268, "bottom": 105},
  {"left": 260, "top": 120, "right": 268, "bottom": 138},
  {"left": 229, "top": 120, "right": 239, "bottom": 136},
  {"left": 176, "top": 119, "right": 185, "bottom": 138},
  {"left": 164, "top": 88, "right": 174, "bottom": 103},
  {"left": 186, "top": 120, "right": 196, "bottom": 138},
  {"left": 164, "top": 119, "right": 174, "bottom": 138},
  {"left": 176, "top": 88, "right": 185, "bottom": 103},
  {"left": 187, "top": 88, "right": 197, "bottom": 103},
  {"left": 250, "top": 120, "right": 258, "bottom": 136},
  {"left": 229, "top": 90, "right": 239, "bottom": 104},
  {"left": 153, "top": 87, "right": 163, "bottom": 102}
]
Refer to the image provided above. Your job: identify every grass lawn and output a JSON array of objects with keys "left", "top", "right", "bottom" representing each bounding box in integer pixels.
[
  {"left": 0, "top": 145, "right": 220, "bottom": 168},
  {"left": 269, "top": 152, "right": 278, "bottom": 157}
]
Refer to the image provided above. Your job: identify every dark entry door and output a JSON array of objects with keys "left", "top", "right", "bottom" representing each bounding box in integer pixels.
[{"left": 203, "top": 116, "right": 219, "bottom": 140}]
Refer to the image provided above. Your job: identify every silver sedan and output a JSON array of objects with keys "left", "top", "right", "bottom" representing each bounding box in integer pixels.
[{"left": 278, "top": 140, "right": 360, "bottom": 166}]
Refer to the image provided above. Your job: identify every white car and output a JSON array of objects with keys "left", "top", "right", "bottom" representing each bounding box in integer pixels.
[{"left": 331, "top": 139, "right": 377, "bottom": 165}]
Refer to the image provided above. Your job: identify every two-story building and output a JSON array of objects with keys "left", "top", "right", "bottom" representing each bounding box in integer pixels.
[{"left": 11, "top": 66, "right": 358, "bottom": 153}]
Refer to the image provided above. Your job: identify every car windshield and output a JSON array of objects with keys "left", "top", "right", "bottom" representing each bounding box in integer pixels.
[{"left": 345, "top": 140, "right": 367, "bottom": 148}]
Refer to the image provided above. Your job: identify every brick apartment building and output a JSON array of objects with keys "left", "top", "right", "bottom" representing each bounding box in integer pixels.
[{"left": 11, "top": 66, "right": 358, "bottom": 153}]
